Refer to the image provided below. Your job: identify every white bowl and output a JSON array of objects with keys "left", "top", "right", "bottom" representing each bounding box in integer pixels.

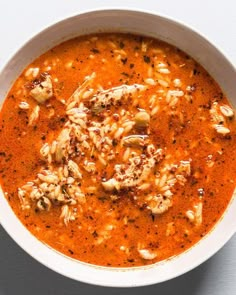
[{"left": 0, "top": 8, "right": 236, "bottom": 287}]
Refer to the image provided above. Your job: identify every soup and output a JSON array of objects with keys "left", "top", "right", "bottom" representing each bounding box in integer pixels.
[{"left": 0, "top": 33, "right": 236, "bottom": 267}]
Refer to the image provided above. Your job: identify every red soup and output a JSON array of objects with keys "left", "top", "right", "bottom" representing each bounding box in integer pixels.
[{"left": 0, "top": 33, "right": 236, "bottom": 267}]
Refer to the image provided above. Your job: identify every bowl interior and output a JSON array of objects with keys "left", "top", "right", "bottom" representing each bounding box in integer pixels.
[{"left": 0, "top": 9, "right": 236, "bottom": 287}]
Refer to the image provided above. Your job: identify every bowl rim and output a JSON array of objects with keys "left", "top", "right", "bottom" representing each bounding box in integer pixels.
[{"left": 0, "top": 7, "right": 236, "bottom": 288}]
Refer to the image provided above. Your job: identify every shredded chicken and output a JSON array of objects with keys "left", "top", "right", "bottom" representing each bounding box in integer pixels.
[
  {"left": 60, "top": 205, "right": 77, "bottom": 225},
  {"left": 67, "top": 72, "right": 96, "bottom": 105},
  {"left": 90, "top": 84, "right": 146, "bottom": 114},
  {"left": 146, "top": 193, "right": 172, "bottom": 214},
  {"left": 28, "top": 105, "right": 40, "bottom": 125},
  {"left": 138, "top": 249, "right": 157, "bottom": 260},
  {"left": 30, "top": 75, "right": 53, "bottom": 103},
  {"left": 186, "top": 202, "right": 203, "bottom": 226}
]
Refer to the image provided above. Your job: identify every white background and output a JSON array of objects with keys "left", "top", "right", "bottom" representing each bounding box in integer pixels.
[{"left": 0, "top": 0, "right": 236, "bottom": 294}]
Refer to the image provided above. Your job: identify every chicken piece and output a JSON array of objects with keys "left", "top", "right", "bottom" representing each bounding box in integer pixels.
[
  {"left": 30, "top": 75, "right": 53, "bottom": 103},
  {"left": 67, "top": 72, "right": 96, "bottom": 106},
  {"left": 138, "top": 249, "right": 157, "bottom": 260},
  {"left": 146, "top": 193, "right": 172, "bottom": 214},
  {"left": 90, "top": 84, "right": 146, "bottom": 114}
]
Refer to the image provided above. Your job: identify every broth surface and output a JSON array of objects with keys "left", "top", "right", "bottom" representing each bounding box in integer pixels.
[{"left": 0, "top": 33, "right": 236, "bottom": 267}]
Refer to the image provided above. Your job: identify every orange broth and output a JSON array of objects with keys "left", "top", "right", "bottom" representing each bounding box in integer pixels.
[{"left": 0, "top": 33, "right": 236, "bottom": 267}]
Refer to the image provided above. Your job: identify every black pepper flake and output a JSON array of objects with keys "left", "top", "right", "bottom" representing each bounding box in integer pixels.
[
  {"left": 191, "top": 178, "right": 198, "bottom": 186},
  {"left": 224, "top": 134, "right": 232, "bottom": 140},
  {"left": 68, "top": 249, "right": 74, "bottom": 255},
  {"left": 143, "top": 55, "right": 150, "bottom": 63},
  {"left": 90, "top": 48, "right": 100, "bottom": 54},
  {"left": 119, "top": 41, "right": 125, "bottom": 49},
  {"left": 92, "top": 231, "right": 98, "bottom": 238},
  {"left": 112, "top": 139, "right": 118, "bottom": 146},
  {"left": 121, "top": 58, "right": 127, "bottom": 65},
  {"left": 121, "top": 72, "right": 129, "bottom": 77},
  {"left": 130, "top": 63, "right": 134, "bottom": 69},
  {"left": 98, "top": 196, "right": 108, "bottom": 202}
]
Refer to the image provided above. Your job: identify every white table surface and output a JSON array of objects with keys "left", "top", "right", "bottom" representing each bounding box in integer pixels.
[{"left": 1, "top": 0, "right": 236, "bottom": 294}]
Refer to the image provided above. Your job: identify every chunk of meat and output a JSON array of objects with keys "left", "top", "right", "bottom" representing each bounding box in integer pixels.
[
  {"left": 138, "top": 249, "right": 157, "bottom": 260},
  {"left": 90, "top": 84, "right": 146, "bottom": 114},
  {"left": 28, "top": 105, "right": 40, "bottom": 125},
  {"left": 30, "top": 75, "right": 53, "bottom": 103},
  {"left": 146, "top": 193, "right": 172, "bottom": 214},
  {"left": 186, "top": 202, "right": 203, "bottom": 226},
  {"left": 60, "top": 204, "right": 77, "bottom": 225},
  {"left": 67, "top": 72, "right": 96, "bottom": 105}
]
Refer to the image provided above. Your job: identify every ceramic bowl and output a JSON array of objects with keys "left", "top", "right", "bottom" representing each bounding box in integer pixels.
[{"left": 0, "top": 8, "right": 236, "bottom": 287}]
